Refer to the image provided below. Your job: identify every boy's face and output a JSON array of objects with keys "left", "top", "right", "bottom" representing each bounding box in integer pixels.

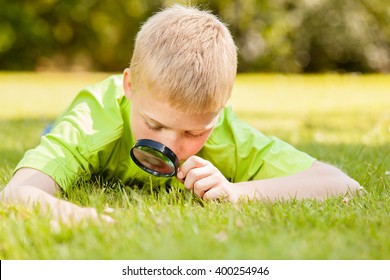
[{"left": 123, "top": 69, "right": 219, "bottom": 162}]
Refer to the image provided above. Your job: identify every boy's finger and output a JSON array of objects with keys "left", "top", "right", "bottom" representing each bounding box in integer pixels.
[
  {"left": 103, "top": 206, "right": 114, "bottom": 214},
  {"left": 182, "top": 165, "right": 209, "bottom": 190},
  {"left": 203, "top": 187, "right": 229, "bottom": 202},
  {"left": 101, "top": 214, "right": 115, "bottom": 224},
  {"left": 178, "top": 156, "right": 209, "bottom": 179},
  {"left": 191, "top": 176, "right": 217, "bottom": 198}
]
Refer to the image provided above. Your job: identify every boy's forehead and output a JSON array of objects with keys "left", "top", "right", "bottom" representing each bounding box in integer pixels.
[{"left": 135, "top": 94, "right": 220, "bottom": 130}]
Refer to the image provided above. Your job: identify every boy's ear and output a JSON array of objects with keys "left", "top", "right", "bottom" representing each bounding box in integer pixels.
[{"left": 123, "top": 68, "right": 132, "bottom": 99}]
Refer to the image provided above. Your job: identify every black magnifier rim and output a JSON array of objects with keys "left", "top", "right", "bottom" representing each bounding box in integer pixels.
[{"left": 130, "top": 139, "right": 180, "bottom": 177}]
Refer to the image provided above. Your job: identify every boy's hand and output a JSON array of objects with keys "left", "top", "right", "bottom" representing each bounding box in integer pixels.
[
  {"left": 177, "top": 156, "right": 240, "bottom": 203},
  {"left": 52, "top": 201, "right": 115, "bottom": 225}
]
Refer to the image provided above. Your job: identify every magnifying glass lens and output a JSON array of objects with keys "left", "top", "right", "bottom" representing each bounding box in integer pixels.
[
  {"left": 132, "top": 147, "right": 175, "bottom": 174},
  {"left": 130, "top": 139, "right": 179, "bottom": 177}
]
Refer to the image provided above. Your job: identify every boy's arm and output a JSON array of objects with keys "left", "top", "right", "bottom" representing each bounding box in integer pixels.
[
  {"left": 226, "top": 161, "right": 361, "bottom": 202},
  {"left": 178, "top": 158, "right": 361, "bottom": 203},
  {"left": 1, "top": 168, "right": 114, "bottom": 224}
]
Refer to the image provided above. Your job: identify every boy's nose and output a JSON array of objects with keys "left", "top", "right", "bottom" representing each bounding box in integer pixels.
[{"left": 160, "top": 134, "right": 184, "bottom": 160}]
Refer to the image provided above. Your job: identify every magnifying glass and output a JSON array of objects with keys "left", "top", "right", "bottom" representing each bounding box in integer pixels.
[{"left": 130, "top": 139, "right": 180, "bottom": 177}]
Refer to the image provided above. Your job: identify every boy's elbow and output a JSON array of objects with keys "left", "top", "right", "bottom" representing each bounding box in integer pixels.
[
  {"left": 0, "top": 185, "right": 17, "bottom": 203},
  {"left": 1, "top": 184, "right": 26, "bottom": 203}
]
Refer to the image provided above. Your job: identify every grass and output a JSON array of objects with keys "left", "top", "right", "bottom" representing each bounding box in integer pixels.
[{"left": 0, "top": 72, "right": 389, "bottom": 260}]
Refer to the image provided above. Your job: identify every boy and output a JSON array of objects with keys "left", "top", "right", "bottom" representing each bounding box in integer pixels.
[{"left": 1, "top": 5, "right": 360, "bottom": 224}]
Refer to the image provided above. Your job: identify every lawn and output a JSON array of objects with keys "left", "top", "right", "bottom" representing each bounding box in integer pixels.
[{"left": 0, "top": 72, "right": 389, "bottom": 259}]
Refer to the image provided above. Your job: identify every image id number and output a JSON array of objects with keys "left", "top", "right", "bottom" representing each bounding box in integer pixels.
[{"left": 214, "top": 266, "right": 269, "bottom": 276}]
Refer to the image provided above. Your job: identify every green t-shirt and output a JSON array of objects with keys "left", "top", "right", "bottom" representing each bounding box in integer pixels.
[{"left": 16, "top": 75, "right": 315, "bottom": 191}]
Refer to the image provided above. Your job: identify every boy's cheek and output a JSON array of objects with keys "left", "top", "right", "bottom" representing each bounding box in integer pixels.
[{"left": 177, "top": 141, "right": 205, "bottom": 162}]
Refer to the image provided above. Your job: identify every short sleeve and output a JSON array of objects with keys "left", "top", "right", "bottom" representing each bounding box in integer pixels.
[{"left": 15, "top": 76, "right": 125, "bottom": 191}]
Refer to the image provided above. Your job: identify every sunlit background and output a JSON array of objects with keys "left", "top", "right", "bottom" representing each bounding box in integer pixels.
[{"left": 1, "top": 0, "right": 389, "bottom": 73}]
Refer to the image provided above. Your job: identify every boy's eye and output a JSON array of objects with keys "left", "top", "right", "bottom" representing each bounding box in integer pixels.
[
  {"left": 145, "top": 121, "right": 162, "bottom": 131},
  {"left": 186, "top": 131, "right": 204, "bottom": 138}
]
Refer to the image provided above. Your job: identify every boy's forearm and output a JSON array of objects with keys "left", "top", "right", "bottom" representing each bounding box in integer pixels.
[
  {"left": 234, "top": 161, "right": 361, "bottom": 202},
  {"left": 1, "top": 184, "right": 71, "bottom": 218},
  {"left": 2, "top": 184, "right": 52, "bottom": 205},
  {"left": 1, "top": 185, "right": 113, "bottom": 224}
]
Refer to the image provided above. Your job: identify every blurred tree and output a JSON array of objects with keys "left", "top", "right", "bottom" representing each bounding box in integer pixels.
[
  {"left": 0, "top": 0, "right": 389, "bottom": 72},
  {"left": 205, "top": 0, "right": 390, "bottom": 73},
  {"left": 0, "top": 0, "right": 162, "bottom": 71}
]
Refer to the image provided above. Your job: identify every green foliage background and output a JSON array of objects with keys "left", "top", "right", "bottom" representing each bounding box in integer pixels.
[{"left": 1, "top": 0, "right": 389, "bottom": 73}]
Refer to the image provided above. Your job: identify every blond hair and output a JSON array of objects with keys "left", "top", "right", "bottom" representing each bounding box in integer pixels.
[{"left": 130, "top": 5, "right": 237, "bottom": 113}]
